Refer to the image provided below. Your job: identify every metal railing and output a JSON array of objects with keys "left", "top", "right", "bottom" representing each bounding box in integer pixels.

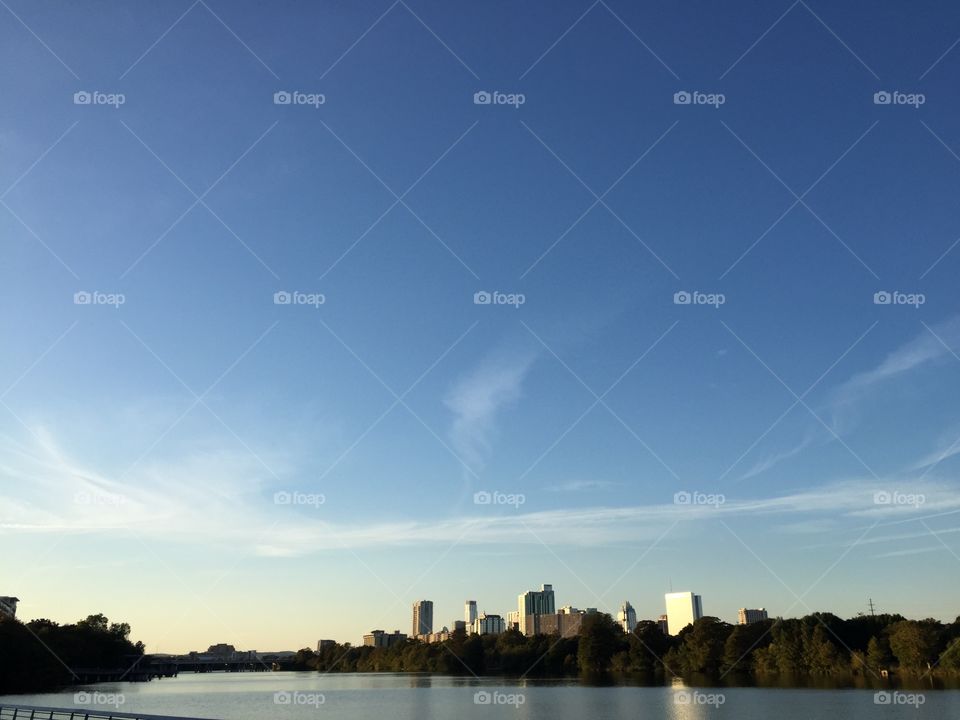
[{"left": 0, "top": 705, "right": 222, "bottom": 720}]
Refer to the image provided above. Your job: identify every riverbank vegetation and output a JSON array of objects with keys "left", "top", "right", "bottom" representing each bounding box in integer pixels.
[
  {"left": 291, "top": 612, "right": 960, "bottom": 681},
  {"left": 0, "top": 613, "right": 144, "bottom": 694}
]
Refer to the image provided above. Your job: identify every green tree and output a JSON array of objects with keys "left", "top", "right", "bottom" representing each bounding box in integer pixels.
[
  {"left": 889, "top": 621, "right": 935, "bottom": 671},
  {"left": 938, "top": 637, "right": 960, "bottom": 671},
  {"left": 629, "top": 620, "right": 673, "bottom": 675},
  {"left": 803, "top": 625, "right": 841, "bottom": 674},
  {"left": 678, "top": 617, "right": 731, "bottom": 675},
  {"left": 577, "top": 613, "right": 621, "bottom": 674},
  {"left": 867, "top": 636, "right": 891, "bottom": 671},
  {"left": 722, "top": 621, "right": 772, "bottom": 676}
]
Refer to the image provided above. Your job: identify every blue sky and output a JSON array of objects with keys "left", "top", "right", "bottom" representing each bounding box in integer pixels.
[{"left": 2, "top": 0, "right": 960, "bottom": 651}]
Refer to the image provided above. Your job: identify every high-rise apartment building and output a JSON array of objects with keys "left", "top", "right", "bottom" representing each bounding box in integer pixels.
[
  {"left": 518, "top": 584, "right": 555, "bottom": 636},
  {"left": 664, "top": 591, "right": 703, "bottom": 635},
  {"left": 465, "top": 600, "right": 478, "bottom": 626},
  {"left": 412, "top": 600, "right": 434, "bottom": 638},
  {"left": 473, "top": 613, "right": 506, "bottom": 636},
  {"left": 738, "top": 608, "right": 768, "bottom": 625},
  {"left": 617, "top": 601, "right": 637, "bottom": 633}
]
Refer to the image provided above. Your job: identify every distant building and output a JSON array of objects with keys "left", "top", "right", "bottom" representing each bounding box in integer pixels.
[
  {"left": 473, "top": 613, "right": 506, "bottom": 636},
  {"left": 207, "top": 643, "right": 236, "bottom": 656},
  {"left": 363, "top": 630, "right": 407, "bottom": 648},
  {"left": 465, "top": 600, "right": 477, "bottom": 626},
  {"left": 664, "top": 592, "right": 703, "bottom": 635},
  {"left": 506, "top": 611, "right": 520, "bottom": 631},
  {"left": 412, "top": 600, "right": 434, "bottom": 638},
  {"left": 453, "top": 620, "right": 467, "bottom": 633},
  {"left": 617, "top": 601, "right": 637, "bottom": 633},
  {"left": 518, "top": 584, "right": 555, "bottom": 636},
  {"left": 0, "top": 597, "right": 19, "bottom": 619},
  {"left": 524, "top": 608, "right": 603, "bottom": 637},
  {"left": 317, "top": 639, "right": 336, "bottom": 651},
  {"left": 424, "top": 627, "right": 451, "bottom": 643},
  {"left": 738, "top": 608, "right": 768, "bottom": 625},
  {"left": 657, "top": 615, "right": 669, "bottom": 635}
]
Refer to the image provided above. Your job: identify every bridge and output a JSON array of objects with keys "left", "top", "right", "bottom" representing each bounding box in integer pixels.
[
  {"left": 63, "top": 655, "right": 279, "bottom": 684},
  {"left": 0, "top": 705, "right": 221, "bottom": 720}
]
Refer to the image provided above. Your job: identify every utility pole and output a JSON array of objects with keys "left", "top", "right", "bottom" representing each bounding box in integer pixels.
[{"left": 868, "top": 598, "right": 876, "bottom": 617}]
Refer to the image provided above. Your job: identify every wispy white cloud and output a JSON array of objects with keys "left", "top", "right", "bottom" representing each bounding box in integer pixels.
[
  {"left": 738, "top": 433, "right": 816, "bottom": 481},
  {"left": 543, "top": 479, "right": 620, "bottom": 492},
  {"left": 443, "top": 349, "right": 536, "bottom": 473},
  {"left": 831, "top": 316, "right": 960, "bottom": 431},
  {"left": 874, "top": 546, "right": 949, "bottom": 558}
]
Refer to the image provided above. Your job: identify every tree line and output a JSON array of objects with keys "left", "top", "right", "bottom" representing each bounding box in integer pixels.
[
  {"left": 291, "top": 612, "right": 960, "bottom": 680},
  {"left": 0, "top": 613, "right": 144, "bottom": 694}
]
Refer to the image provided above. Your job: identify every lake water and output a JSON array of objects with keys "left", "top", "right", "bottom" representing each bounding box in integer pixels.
[{"left": 3, "top": 672, "right": 960, "bottom": 719}]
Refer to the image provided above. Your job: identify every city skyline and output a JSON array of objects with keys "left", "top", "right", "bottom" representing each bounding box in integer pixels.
[{"left": 3, "top": 0, "right": 960, "bottom": 654}]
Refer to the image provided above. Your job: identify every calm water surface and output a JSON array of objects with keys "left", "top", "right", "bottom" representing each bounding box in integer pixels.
[{"left": 4, "top": 672, "right": 960, "bottom": 719}]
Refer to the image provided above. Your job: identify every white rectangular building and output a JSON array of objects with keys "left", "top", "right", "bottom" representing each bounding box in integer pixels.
[{"left": 664, "top": 591, "right": 702, "bottom": 635}]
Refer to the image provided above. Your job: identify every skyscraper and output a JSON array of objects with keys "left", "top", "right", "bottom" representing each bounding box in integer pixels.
[
  {"left": 617, "top": 601, "right": 637, "bottom": 633},
  {"left": 412, "top": 600, "right": 433, "bottom": 638},
  {"left": 664, "top": 591, "right": 703, "bottom": 635},
  {"left": 465, "top": 600, "right": 477, "bottom": 626},
  {"left": 518, "top": 584, "right": 555, "bottom": 635}
]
